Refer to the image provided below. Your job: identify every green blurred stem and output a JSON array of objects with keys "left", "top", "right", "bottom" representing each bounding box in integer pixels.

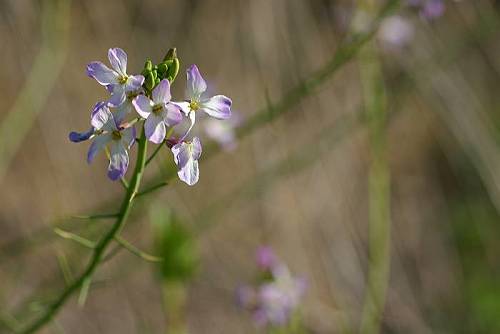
[
  {"left": 162, "top": 281, "right": 187, "bottom": 334},
  {"left": 0, "top": 0, "right": 70, "bottom": 181},
  {"left": 358, "top": 2, "right": 391, "bottom": 333},
  {"left": 17, "top": 128, "right": 149, "bottom": 334}
]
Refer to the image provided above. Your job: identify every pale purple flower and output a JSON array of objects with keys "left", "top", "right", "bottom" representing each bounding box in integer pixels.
[
  {"left": 254, "top": 265, "right": 307, "bottom": 327},
  {"left": 87, "top": 48, "right": 145, "bottom": 107},
  {"left": 237, "top": 248, "right": 307, "bottom": 328},
  {"left": 85, "top": 102, "right": 135, "bottom": 181},
  {"left": 256, "top": 246, "right": 277, "bottom": 271},
  {"left": 174, "top": 65, "right": 232, "bottom": 137},
  {"left": 132, "top": 79, "right": 182, "bottom": 144},
  {"left": 378, "top": 16, "right": 414, "bottom": 49},
  {"left": 203, "top": 114, "right": 240, "bottom": 151},
  {"left": 407, "top": 0, "right": 445, "bottom": 20},
  {"left": 421, "top": 0, "right": 445, "bottom": 20},
  {"left": 171, "top": 137, "right": 202, "bottom": 186}
]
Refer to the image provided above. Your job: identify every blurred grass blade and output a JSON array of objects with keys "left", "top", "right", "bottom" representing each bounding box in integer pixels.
[
  {"left": 54, "top": 228, "right": 96, "bottom": 249},
  {"left": 0, "top": 0, "right": 71, "bottom": 181}
]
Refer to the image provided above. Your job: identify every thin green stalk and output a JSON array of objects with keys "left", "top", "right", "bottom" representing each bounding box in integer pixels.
[
  {"left": 70, "top": 213, "right": 119, "bottom": 220},
  {"left": 114, "top": 236, "right": 163, "bottom": 263},
  {"left": 136, "top": 181, "right": 169, "bottom": 198},
  {"left": 17, "top": 129, "right": 149, "bottom": 334},
  {"left": 358, "top": 1, "right": 391, "bottom": 333}
]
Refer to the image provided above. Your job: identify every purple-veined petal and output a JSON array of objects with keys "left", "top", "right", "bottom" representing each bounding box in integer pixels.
[
  {"left": 114, "top": 101, "right": 133, "bottom": 125},
  {"left": 126, "top": 75, "right": 145, "bottom": 92},
  {"left": 172, "top": 101, "right": 191, "bottom": 116},
  {"left": 145, "top": 114, "right": 166, "bottom": 144},
  {"left": 171, "top": 142, "right": 191, "bottom": 169},
  {"left": 108, "top": 48, "right": 127, "bottom": 76},
  {"left": 87, "top": 133, "right": 111, "bottom": 163},
  {"left": 120, "top": 126, "right": 136, "bottom": 149},
  {"left": 180, "top": 111, "right": 196, "bottom": 141},
  {"left": 86, "top": 62, "right": 119, "bottom": 85},
  {"left": 91, "top": 103, "right": 116, "bottom": 131},
  {"left": 172, "top": 140, "right": 201, "bottom": 186},
  {"left": 152, "top": 79, "right": 172, "bottom": 104},
  {"left": 162, "top": 103, "right": 183, "bottom": 127},
  {"left": 191, "top": 137, "right": 202, "bottom": 160},
  {"left": 186, "top": 64, "right": 207, "bottom": 99},
  {"left": 132, "top": 95, "right": 153, "bottom": 119},
  {"left": 107, "top": 141, "right": 129, "bottom": 180},
  {"left": 200, "top": 95, "right": 232, "bottom": 119},
  {"left": 177, "top": 158, "right": 199, "bottom": 186},
  {"left": 108, "top": 86, "right": 126, "bottom": 107},
  {"left": 69, "top": 127, "right": 94, "bottom": 143}
]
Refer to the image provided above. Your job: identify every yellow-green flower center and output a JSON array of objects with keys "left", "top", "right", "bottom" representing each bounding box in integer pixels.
[
  {"left": 112, "top": 130, "right": 122, "bottom": 140},
  {"left": 118, "top": 75, "right": 128, "bottom": 84},
  {"left": 189, "top": 101, "right": 200, "bottom": 111},
  {"left": 152, "top": 104, "right": 163, "bottom": 114}
]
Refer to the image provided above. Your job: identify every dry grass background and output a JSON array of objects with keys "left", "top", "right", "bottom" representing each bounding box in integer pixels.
[{"left": 0, "top": 0, "right": 499, "bottom": 333}]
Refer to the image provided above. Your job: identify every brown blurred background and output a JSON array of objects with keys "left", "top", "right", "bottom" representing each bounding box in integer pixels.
[{"left": 0, "top": 0, "right": 500, "bottom": 333}]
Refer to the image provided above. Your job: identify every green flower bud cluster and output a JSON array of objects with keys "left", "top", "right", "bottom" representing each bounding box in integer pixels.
[{"left": 141, "top": 48, "right": 180, "bottom": 93}]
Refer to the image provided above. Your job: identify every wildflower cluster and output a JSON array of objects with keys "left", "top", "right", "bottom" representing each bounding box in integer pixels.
[
  {"left": 70, "top": 47, "right": 232, "bottom": 185},
  {"left": 237, "top": 247, "right": 307, "bottom": 328}
]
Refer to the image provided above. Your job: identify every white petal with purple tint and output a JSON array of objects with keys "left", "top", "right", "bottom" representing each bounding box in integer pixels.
[
  {"left": 132, "top": 95, "right": 153, "bottom": 119},
  {"left": 145, "top": 114, "right": 166, "bottom": 144},
  {"left": 108, "top": 48, "right": 127, "bottom": 76},
  {"left": 91, "top": 103, "right": 116, "bottom": 131},
  {"left": 87, "top": 133, "right": 111, "bottom": 163},
  {"left": 171, "top": 138, "right": 202, "bottom": 186},
  {"left": 162, "top": 103, "right": 183, "bottom": 127},
  {"left": 87, "top": 62, "right": 118, "bottom": 85},
  {"left": 152, "top": 79, "right": 172, "bottom": 104},
  {"left": 200, "top": 95, "right": 232, "bottom": 119},
  {"left": 107, "top": 141, "right": 129, "bottom": 181},
  {"left": 186, "top": 65, "right": 207, "bottom": 99}
]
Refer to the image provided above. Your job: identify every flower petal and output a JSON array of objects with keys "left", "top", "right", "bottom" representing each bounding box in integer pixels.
[
  {"left": 69, "top": 127, "right": 94, "bottom": 143},
  {"left": 120, "top": 126, "right": 136, "bottom": 149},
  {"left": 152, "top": 79, "right": 172, "bottom": 104},
  {"left": 108, "top": 85, "right": 126, "bottom": 107},
  {"left": 108, "top": 48, "right": 127, "bottom": 76},
  {"left": 145, "top": 114, "right": 166, "bottom": 144},
  {"left": 171, "top": 142, "right": 190, "bottom": 169},
  {"left": 86, "top": 62, "right": 118, "bottom": 85},
  {"left": 178, "top": 159, "right": 199, "bottom": 186},
  {"left": 91, "top": 103, "right": 116, "bottom": 131},
  {"left": 172, "top": 101, "right": 191, "bottom": 116},
  {"left": 107, "top": 141, "right": 129, "bottom": 180},
  {"left": 186, "top": 64, "right": 207, "bottom": 99},
  {"left": 114, "top": 101, "right": 133, "bottom": 125},
  {"left": 132, "top": 95, "right": 153, "bottom": 119},
  {"left": 191, "top": 137, "right": 202, "bottom": 160},
  {"left": 200, "top": 95, "right": 232, "bottom": 119},
  {"left": 87, "top": 133, "right": 111, "bottom": 163},
  {"left": 126, "top": 75, "right": 145, "bottom": 92},
  {"left": 162, "top": 103, "right": 183, "bottom": 127}
]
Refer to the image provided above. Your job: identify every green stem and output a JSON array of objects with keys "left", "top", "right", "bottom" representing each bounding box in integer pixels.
[
  {"left": 18, "top": 129, "right": 148, "bottom": 334},
  {"left": 358, "top": 1, "right": 391, "bottom": 333},
  {"left": 114, "top": 236, "right": 163, "bottom": 262}
]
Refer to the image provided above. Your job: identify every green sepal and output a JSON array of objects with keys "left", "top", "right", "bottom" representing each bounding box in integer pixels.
[
  {"left": 163, "top": 48, "right": 177, "bottom": 62},
  {"left": 166, "top": 58, "right": 180, "bottom": 83},
  {"left": 144, "top": 72, "right": 155, "bottom": 91},
  {"left": 141, "top": 60, "right": 153, "bottom": 76}
]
